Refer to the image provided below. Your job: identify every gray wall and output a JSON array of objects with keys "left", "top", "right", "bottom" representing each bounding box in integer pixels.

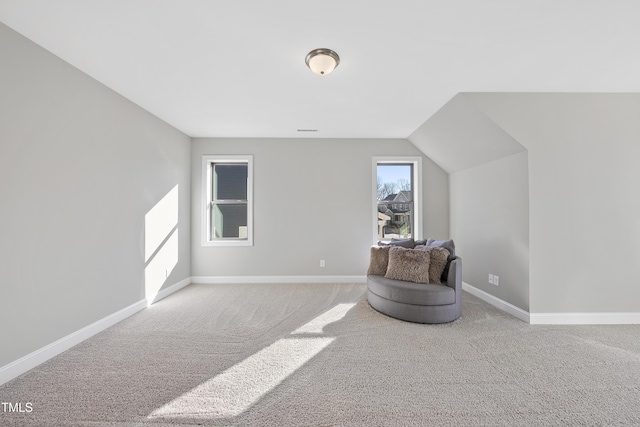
[
  {"left": 450, "top": 151, "right": 530, "bottom": 311},
  {"left": 0, "top": 23, "right": 191, "bottom": 367},
  {"left": 466, "top": 93, "right": 640, "bottom": 314},
  {"left": 191, "top": 138, "right": 449, "bottom": 277},
  {"left": 409, "top": 93, "right": 529, "bottom": 312}
]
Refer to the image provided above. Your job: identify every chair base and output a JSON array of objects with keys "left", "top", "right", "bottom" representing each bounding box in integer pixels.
[{"left": 367, "top": 288, "right": 460, "bottom": 324}]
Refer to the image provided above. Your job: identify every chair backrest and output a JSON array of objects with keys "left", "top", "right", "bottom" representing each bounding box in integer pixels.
[{"left": 445, "top": 256, "right": 462, "bottom": 292}]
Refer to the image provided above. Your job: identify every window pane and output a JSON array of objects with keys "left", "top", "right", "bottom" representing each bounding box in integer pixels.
[
  {"left": 214, "top": 164, "right": 248, "bottom": 200},
  {"left": 376, "top": 164, "right": 413, "bottom": 240},
  {"left": 212, "top": 204, "right": 248, "bottom": 239}
]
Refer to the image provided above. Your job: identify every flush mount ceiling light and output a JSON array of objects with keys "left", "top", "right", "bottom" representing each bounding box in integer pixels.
[{"left": 305, "top": 48, "right": 340, "bottom": 76}]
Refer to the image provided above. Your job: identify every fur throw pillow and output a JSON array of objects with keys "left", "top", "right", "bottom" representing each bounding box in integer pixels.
[
  {"left": 415, "top": 246, "right": 450, "bottom": 284},
  {"left": 425, "top": 239, "right": 456, "bottom": 261},
  {"left": 385, "top": 246, "right": 430, "bottom": 284},
  {"left": 367, "top": 246, "right": 390, "bottom": 276}
]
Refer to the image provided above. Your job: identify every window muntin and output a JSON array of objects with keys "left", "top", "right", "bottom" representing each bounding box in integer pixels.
[
  {"left": 202, "top": 156, "right": 253, "bottom": 246},
  {"left": 211, "top": 163, "right": 248, "bottom": 239}
]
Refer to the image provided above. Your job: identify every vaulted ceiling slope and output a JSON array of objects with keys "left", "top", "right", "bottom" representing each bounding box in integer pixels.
[
  {"left": 408, "top": 93, "right": 525, "bottom": 173},
  {"left": 1, "top": 1, "right": 639, "bottom": 139}
]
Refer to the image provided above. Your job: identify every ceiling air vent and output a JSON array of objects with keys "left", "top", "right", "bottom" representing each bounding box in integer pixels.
[{"left": 297, "top": 129, "right": 318, "bottom": 132}]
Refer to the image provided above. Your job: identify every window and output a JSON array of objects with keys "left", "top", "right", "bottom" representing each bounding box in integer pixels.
[
  {"left": 202, "top": 155, "right": 253, "bottom": 246},
  {"left": 372, "top": 157, "right": 422, "bottom": 243}
]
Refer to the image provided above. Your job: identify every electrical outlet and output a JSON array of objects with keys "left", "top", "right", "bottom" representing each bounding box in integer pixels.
[
  {"left": 493, "top": 275, "right": 499, "bottom": 286},
  {"left": 488, "top": 274, "right": 494, "bottom": 284},
  {"left": 320, "top": 260, "right": 326, "bottom": 268}
]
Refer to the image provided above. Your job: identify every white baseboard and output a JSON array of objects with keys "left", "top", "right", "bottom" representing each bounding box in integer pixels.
[
  {"left": 462, "top": 282, "right": 530, "bottom": 323},
  {"left": 530, "top": 312, "right": 640, "bottom": 325},
  {"left": 146, "top": 277, "right": 192, "bottom": 306},
  {"left": 1, "top": 276, "right": 193, "bottom": 386},
  {"left": 0, "top": 299, "right": 146, "bottom": 386},
  {"left": 1, "top": 275, "right": 370, "bottom": 387},
  {"left": 191, "top": 275, "right": 367, "bottom": 284},
  {"left": 462, "top": 282, "right": 640, "bottom": 325}
]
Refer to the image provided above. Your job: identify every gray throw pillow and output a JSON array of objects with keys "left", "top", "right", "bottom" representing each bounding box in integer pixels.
[
  {"left": 377, "top": 238, "right": 415, "bottom": 249},
  {"left": 367, "top": 246, "right": 390, "bottom": 276},
  {"left": 426, "top": 239, "right": 456, "bottom": 261},
  {"left": 385, "top": 246, "right": 430, "bottom": 284}
]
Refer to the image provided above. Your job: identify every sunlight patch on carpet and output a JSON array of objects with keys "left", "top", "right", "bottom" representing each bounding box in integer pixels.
[
  {"left": 148, "top": 302, "right": 357, "bottom": 420},
  {"left": 148, "top": 337, "right": 334, "bottom": 419},
  {"left": 292, "top": 303, "right": 356, "bottom": 334}
]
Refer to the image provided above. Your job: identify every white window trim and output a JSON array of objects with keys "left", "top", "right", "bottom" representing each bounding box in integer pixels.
[
  {"left": 202, "top": 155, "right": 254, "bottom": 247},
  {"left": 372, "top": 156, "right": 423, "bottom": 244}
]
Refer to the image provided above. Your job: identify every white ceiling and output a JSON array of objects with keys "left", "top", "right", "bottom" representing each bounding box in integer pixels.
[{"left": 1, "top": 0, "right": 639, "bottom": 139}]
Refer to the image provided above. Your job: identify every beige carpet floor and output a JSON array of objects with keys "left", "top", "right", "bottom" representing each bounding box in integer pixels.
[{"left": 1, "top": 282, "right": 639, "bottom": 426}]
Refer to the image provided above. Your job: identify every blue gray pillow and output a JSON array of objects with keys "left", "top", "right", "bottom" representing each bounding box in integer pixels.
[
  {"left": 377, "top": 238, "right": 415, "bottom": 249},
  {"left": 426, "top": 239, "right": 456, "bottom": 261}
]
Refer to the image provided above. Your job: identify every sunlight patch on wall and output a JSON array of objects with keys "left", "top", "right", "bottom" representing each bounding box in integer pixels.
[
  {"left": 144, "top": 229, "right": 178, "bottom": 304},
  {"left": 144, "top": 185, "right": 179, "bottom": 304},
  {"left": 145, "top": 185, "right": 178, "bottom": 261}
]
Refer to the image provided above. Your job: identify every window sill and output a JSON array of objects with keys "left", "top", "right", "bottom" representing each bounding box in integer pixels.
[{"left": 202, "top": 239, "right": 253, "bottom": 247}]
